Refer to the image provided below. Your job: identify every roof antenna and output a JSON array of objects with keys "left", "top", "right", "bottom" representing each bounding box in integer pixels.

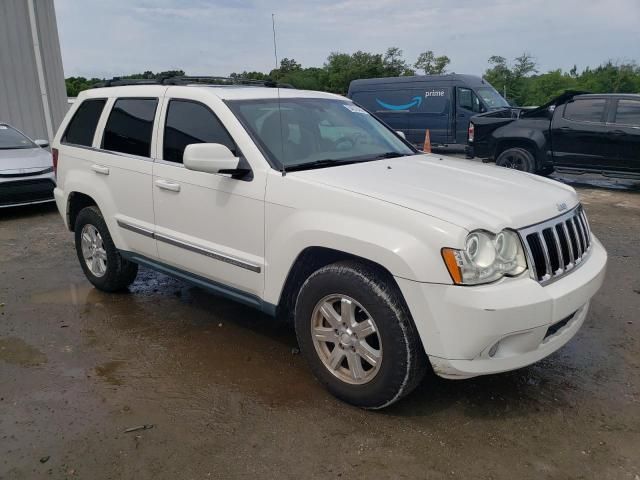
[{"left": 272, "top": 13, "right": 286, "bottom": 176}]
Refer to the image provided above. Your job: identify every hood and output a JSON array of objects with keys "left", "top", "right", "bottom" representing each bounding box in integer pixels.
[
  {"left": 291, "top": 154, "right": 579, "bottom": 231},
  {"left": 0, "top": 147, "right": 52, "bottom": 175}
]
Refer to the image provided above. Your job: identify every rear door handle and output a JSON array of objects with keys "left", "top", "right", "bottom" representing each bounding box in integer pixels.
[
  {"left": 155, "top": 179, "right": 181, "bottom": 192},
  {"left": 559, "top": 126, "right": 572, "bottom": 131},
  {"left": 91, "top": 164, "right": 110, "bottom": 175}
]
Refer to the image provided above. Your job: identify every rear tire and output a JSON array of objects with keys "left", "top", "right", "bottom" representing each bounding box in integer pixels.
[
  {"left": 496, "top": 147, "right": 536, "bottom": 173},
  {"left": 294, "top": 260, "right": 428, "bottom": 409},
  {"left": 74, "top": 206, "right": 138, "bottom": 292}
]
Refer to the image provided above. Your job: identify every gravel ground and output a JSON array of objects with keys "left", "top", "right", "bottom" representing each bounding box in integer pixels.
[{"left": 0, "top": 175, "right": 639, "bottom": 479}]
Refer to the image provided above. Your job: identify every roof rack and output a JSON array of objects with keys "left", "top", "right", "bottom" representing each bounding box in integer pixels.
[{"left": 92, "top": 76, "right": 294, "bottom": 89}]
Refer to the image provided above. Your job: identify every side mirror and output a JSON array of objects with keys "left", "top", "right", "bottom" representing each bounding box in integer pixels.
[
  {"left": 396, "top": 131, "right": 406, "bottom": 140},
  {"left": 34, "top": 139, "right": 49, "bottom": 148},
  {"left": 183, "top": 143, "right": 247, "bottom": 176}
]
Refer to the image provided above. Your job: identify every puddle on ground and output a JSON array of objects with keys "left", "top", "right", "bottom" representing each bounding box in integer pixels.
[
  {"left": 0, "top": 337, "right": 47, "bottom": 366},
  {"left": 30, "top": 284, "right": 99, "bottom": 306}
]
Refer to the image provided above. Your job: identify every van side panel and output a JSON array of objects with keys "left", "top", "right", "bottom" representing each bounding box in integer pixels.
[{"left": 349, "top": 81, "right": 454, "bottom": 146}]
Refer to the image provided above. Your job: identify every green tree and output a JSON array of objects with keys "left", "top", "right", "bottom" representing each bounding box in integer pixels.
[
  {"left": 414, "top": 50, "right": 450, "bottom": 75},
  {"left": 383, "top": 47, "right": 414, "bottom": 76}
]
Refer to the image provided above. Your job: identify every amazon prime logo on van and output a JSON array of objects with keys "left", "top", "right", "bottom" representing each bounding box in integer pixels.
[
  {"left": 376, "top": 96, "right": 422, "bottom": 111},
  {"left": 425, "top": 89, "right": 445, "bottom": 97}
]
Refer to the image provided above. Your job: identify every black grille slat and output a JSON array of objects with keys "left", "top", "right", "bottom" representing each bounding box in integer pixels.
[
  {"left": 521, "top": 206, "right": 592, "bottom": 285},
  {"left": 542, "top": 228, "right": 560, "bottom": 273}
]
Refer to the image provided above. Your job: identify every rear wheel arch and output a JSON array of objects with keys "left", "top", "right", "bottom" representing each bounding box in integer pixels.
[
  {"left": 67, "top": 192, "right": 98, "bottom": 232},
  {"left": 276, "top": 247, "right": 404, "bottom": 324},
  {"left": 495, "top": 138, "right": 540, "bottom": 162}
]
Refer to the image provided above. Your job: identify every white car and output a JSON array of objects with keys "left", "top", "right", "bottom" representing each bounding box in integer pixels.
[
  {"left": 51, "top": 79, "right": 607, "bottom": 408},
  {"left": 0, "top": 123, "right": 55, "bottom": 208}
]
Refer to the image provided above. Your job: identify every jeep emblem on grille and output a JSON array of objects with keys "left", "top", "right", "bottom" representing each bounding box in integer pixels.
[{"left": 556, "top": 202, "right": 568, "bottom": 212}]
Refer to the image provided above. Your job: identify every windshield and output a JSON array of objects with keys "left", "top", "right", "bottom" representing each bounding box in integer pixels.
[
  {"left": 476, "top": 87, "right": 509, "bottom": 109},
  {"left": 0, "top": 125, "right": 36, "bottom": 150},
  {"left": 226, "top": 98, "right": 415, "bottom": 170}
]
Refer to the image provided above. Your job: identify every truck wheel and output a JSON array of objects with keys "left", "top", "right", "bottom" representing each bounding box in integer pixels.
[
  {"left": 294, "top": 260, "right": 428, "bottom": 409},
  {"left": 496, "top": 147, "right": 535, "bottom": 173},
  {"left": 74, "top": 206, "right": 138, "bottom": 292}
]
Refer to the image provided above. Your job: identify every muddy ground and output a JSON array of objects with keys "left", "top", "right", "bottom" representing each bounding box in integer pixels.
[{"left": 1, "top": 176, "right": 639, "bottom": 479}]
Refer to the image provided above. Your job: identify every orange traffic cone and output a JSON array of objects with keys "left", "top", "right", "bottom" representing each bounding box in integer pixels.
[{"left": 423, "top": 129, "right": 431, "bottom": 153}]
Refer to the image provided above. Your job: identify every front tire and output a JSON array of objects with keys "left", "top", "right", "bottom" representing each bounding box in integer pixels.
[
  {"left": 74, "top": 206, "right": 138, "bottom": 292},
  {"left": 295, "top": 261, "right": 428, "bottom": 409},
  {"left": 496, "top": 147, "right": 536, "bottom": 173}
]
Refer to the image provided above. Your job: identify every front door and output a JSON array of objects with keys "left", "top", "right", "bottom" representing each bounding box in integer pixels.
[
  {"left": 152, "top": 92, "right": 265, "bottom": 300},
  {"left": 455, "top": 87, "right": 483, "bottom": 144}
]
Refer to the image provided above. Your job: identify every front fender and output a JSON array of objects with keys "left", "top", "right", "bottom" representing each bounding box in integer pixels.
[{"left": 263, "top": 204, "right": 464, "bottom": 306}]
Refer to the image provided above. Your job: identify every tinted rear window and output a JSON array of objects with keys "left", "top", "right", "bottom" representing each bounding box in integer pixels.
[
  {"left": 614, "top": 99, "right": 640, "bottom": 125},
  {"left": 102, "top": 98, "right": 158, "bottom": 157},
  {"left": 563, "top": 99, "right": 606, "bottom": 123},
  {"left": 62, "top": 99, "right": 106, "bottom": 146}
]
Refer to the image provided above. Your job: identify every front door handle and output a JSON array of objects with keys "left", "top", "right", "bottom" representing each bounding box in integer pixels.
[
  {"left": 155, "top": 179, "right": 181, "bottom": 192},
  {"left": 610, "top": 129, "right": 627, "bottom": 136},
  {"left": 91, "top": 164, "right": 110, "bottom": 175}
]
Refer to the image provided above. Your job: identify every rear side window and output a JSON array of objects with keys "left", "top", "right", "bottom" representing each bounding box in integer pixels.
[
  {"left": 563, "top": 99, "right": 606, "bottom": 123},
  {"left": 163, "top": 100, "right": 235, "bottom": 163},
  {"left": 102, "top": 98, "right": 158, "bottom": 157},
  {"left": 62, "top": 99, "right": 106, "bottom": 146},
  {"left": 614, "top": 99, "right": 640, "bottom": 125}
]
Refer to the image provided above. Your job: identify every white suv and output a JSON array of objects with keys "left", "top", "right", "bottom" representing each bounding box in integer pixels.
[{"left": 52, "top": 79, "right": 607, "bottom": 409}]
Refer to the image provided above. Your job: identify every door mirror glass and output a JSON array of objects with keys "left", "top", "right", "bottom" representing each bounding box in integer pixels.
[
  {"left": 183, "top": 143, "right": 240, "bottom": 174},
  {"left": 34, "top": 139, "right": 49, "bottom": 148}
]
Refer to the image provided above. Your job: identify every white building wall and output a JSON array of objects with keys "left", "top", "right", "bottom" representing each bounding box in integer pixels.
[{"left": 0, "top": 0, "right": 68, "bottom": 141}]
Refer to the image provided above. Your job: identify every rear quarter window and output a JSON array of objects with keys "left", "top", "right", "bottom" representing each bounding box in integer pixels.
[
  {"left": 614, "top": 99, "right": 640, "bottom": 126},
  {"left": 62, "top": 99, "right": 106, "bottom": 146}
]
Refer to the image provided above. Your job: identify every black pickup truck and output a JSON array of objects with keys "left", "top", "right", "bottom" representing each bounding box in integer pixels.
[{"left": 467, "top": 91, "right": 640, "bottom": 179}]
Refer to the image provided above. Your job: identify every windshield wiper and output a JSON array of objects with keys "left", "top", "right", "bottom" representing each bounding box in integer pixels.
[
  {"left": 366, "top": 152, "right": 407, "bottom": 160},
  {"left": 284, "top": 158, "right": 362, "bottom": 172},
  {"left": 284, "top": 152, "right": 409, "bottom": 172}
]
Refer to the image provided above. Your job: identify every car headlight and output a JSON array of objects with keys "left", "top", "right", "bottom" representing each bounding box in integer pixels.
[{"left": 442, "top": 230, "right": 527, "bottom": 285}]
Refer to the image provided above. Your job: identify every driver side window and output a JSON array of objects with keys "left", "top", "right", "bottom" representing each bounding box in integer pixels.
[{"left": 458, "top": 88, "right": 483, "bottom": 113}]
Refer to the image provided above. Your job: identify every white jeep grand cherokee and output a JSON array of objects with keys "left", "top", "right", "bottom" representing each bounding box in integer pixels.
[{"left": 52, "top": 81, "right": 607, "bottom": 409}]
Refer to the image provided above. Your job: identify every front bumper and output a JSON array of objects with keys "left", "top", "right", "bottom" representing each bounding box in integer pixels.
[
  {"left": 396, "top": 236, "right": 607, "bottom": 379},
  {"left": 0, "top": 174, "right": 56, "bottom": 208}
]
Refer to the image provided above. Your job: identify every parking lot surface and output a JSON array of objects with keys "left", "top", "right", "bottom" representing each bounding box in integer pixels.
[{"left": 1, "top": 177, "right": 639, "bottom": 479}]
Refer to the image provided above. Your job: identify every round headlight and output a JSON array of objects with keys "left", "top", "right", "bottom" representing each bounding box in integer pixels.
[
  {"left": 465, "top": 232, "right": 496, "bottom": 268},
  {"left": 495, "top": 230, "right": 519, "bottom": 262}
]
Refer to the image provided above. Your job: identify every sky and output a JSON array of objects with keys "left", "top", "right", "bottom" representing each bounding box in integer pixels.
[{"left": 54, "top": 0, "right": 640, "bottom": 79}]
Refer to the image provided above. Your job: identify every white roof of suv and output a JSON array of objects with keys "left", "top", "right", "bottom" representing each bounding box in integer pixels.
[{"left": 79, "top": 84, "right": 346, "bottom": 101}]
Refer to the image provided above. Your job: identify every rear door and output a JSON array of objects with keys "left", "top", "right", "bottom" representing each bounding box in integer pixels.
[
  {"left": 551, "top": 97, "right": 615, "bottom": 171},
  {"left": 608, "top": 98, "right": 640, "bottom": 174},
  {"left": 455, "top": 87, "right": 483, "bottom": 144},
  {"left": 95, "top": 96, "right": 161, "bottom": 259}
]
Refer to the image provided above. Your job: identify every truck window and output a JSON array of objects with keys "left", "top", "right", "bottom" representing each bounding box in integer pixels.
[
  {"left": 614, "top": 99, "right": 640, "bottom": 126},
  {"left": 458, "top": 88, "right": 482, "bottom": 113},
  {"left": 563, "top": 99, "right": 606, "bottom": 123}
]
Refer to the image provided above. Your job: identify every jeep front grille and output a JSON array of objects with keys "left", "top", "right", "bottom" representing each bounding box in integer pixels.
[{"left": 519, "top": 205, "right": 592, "bottom": 285}]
